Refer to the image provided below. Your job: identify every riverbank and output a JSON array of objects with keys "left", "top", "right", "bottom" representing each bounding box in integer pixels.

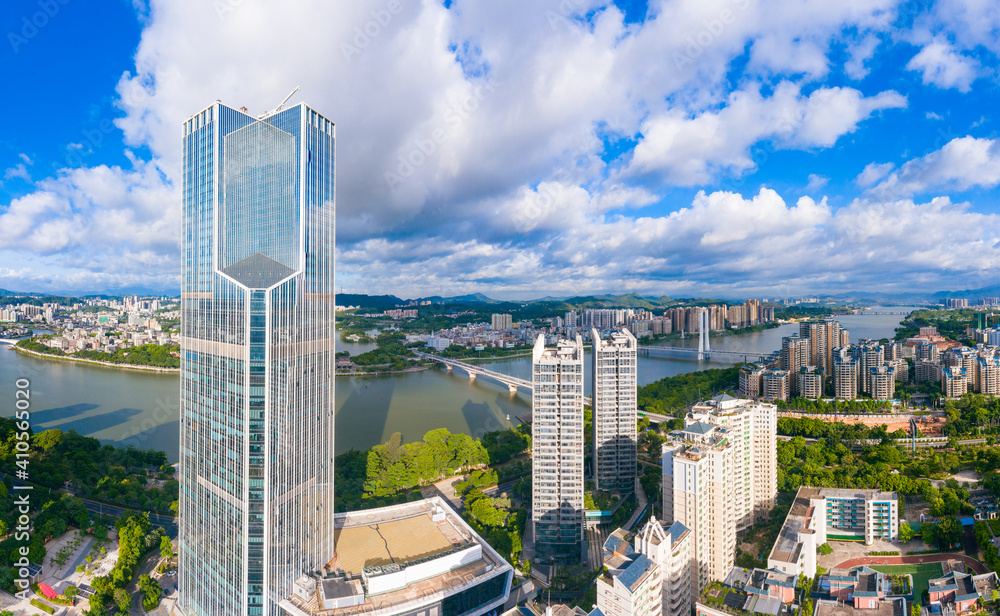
[
  {"left": 12, "top": 345, "right": 180, "bottom": 373},
  {"left": 336, "top": 365, "right": 431, "bottom": 376}
]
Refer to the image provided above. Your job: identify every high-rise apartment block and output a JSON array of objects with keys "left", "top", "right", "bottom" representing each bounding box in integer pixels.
[
  {"left": 641, "top": 520, "right": 695, "bottom": 616},
  {"left": 179, "top": 102, "right": 336, "bottom": 616},
  {"left": 738, "top": 364, "right": 765, "bottom": 398},
  {"left": 798, "top": 366, "right": 823, "bottom": 399},
  {"left": 977, "top": 355, "right": 1000, "bottom": 395},
  {"left": 853, "top": 340, "right": 884, "bottom": 395},
  {"left": 916, "top": 359, "right": 943, "bottom": 384},
  {"left": 491, "top": 313, "right": 513, "bottom": 331},
  {"left": 582, "top": 308, "right": 653, "bottom": 330},
  {"left": 565, "top": 310, "right": 579, "bottom": 329},
  {"left": 726, "top": 300, "right": 775, "bottom": 329},
  {"left": 781, "top": 335, "right": 810, "bottom": 395},
  {"left": 800, "top": 318, "right": 842, "bottom": 375},
  {"left": 833, "top": 347, "right": 858, "bottom": 400},
  {"left": 868, "top": 365, "right": 896, "bottom": 401},
  {"left": 662, "top": 397, "right": 777, "bottom": 590},
  {"left": 592, "top": 328, "right": 638, "bottom": 494},
  {"left": 943, "top": 366, "right": 969, "bottom": 397},
  {"left": 916, "top": 341, "right": 940, "bottom": 362},
  {"left": 760, "top": 370, "right": 790, "bottom": 402},
  {"left": 532, "top": 334, "right": 585, "bottom": 562}
]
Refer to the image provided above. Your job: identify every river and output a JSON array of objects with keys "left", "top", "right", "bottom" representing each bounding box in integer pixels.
[{"left": 0, "top": 307, "right": 920, "bottom": 462}]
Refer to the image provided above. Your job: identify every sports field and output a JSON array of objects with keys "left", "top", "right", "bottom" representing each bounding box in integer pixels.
[{"left": 870, "top": 562, "right": 943, "bottom": 603}]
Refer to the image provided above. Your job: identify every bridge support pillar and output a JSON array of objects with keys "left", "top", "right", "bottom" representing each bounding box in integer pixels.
[
  {"left": 446, "top": 365, "right": 452, "bottom": 372},
  {"left": 469, "top": 372, "right": 476, "bottom": 381},
  {"left": 508, "top": 384, "right": 518, "bottom": 394}
]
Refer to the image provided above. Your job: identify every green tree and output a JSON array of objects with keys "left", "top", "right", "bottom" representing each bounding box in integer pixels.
[
  {"left": 113, "top": 588, "right": 132, "bottom": 612},
  {"left": 469, "top": 498, "right": 507, "bottom": 527},
  {"left": 138, "top": 574, "right": 163, "bottom": 610},
  {"left": 160, "top": 535, "right": 174, "bottom": 560},
  {"left": 898, "top": 521, "right": 914, "bottom": 543},
  {"left": 936, "top": 517, "right": 962, "bottom": 549}
]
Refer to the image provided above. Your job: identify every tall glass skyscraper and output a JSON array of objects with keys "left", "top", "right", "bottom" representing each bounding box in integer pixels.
[{"left": 178, "top": 102, "right": 335, "bottom": 616}]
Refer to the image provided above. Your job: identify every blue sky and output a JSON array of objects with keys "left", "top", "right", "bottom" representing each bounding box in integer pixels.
[{"left": 0, "top": 0, "right": 998, "bottom": 299}]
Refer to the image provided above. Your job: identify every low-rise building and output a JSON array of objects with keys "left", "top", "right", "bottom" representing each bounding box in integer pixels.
[
  {"left": 768, "top": 487, "right": 898, "bottom": 579},
  {"left": 812, "top": 598, "right": 906, "bottom": 616},
  {"left": 281, "top": 497, "right": 512, "bottom": 616},
  {"left": 695, "top": 567, "right": 796, "bottom": 616},
  {"left": 825, "top": 566, "right": 888, "bottom": 607},
  {"left": 927, "top": 569, "right": 999, "bottom": 615}
]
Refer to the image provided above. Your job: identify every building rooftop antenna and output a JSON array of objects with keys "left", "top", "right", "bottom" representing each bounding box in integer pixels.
[{"left": 259, "top": 86, "right": 300, "bottom": 119}]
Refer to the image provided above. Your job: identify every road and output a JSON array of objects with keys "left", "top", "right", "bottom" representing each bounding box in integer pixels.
[
  {"left": 622, "top": 478, "right": 649, "bottom": 531},
  {"left": 0, "top": 472, "right": 178, "bottom": 536},
  {"left": 586, "top": 524, "right": 610, "bottom": 569},
  {"left": 82, "top": 498, "right": 178, "bottom": 538},
  {"left": 775, "top": 435, "right": 987, "bottom": 449}
]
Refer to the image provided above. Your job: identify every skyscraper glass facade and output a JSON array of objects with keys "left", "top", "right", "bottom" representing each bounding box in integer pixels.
[{"left": 179, "top": 102, "right": 335, "bottom": 616}]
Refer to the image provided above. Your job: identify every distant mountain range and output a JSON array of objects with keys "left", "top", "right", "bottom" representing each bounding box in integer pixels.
[{"left": 2, "top": 282, "right": 997, "bottom": 307}]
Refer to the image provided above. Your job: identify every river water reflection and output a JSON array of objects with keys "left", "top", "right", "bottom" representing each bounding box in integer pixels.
[{"left": 0, "top": 307, "right": 919, "bottom": 461}]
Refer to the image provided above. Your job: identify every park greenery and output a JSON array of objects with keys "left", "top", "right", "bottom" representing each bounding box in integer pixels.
[
  {"left": 0, "top": 419, "right": 178, "bottom": 512},
  {"left": 350, "top": 332, "right": 418, "bottom": 367},
  {"left": 776, "top": 398, "right": 893, "bottom": 413},
  {"left": 894, "top": 308, "right": 989, "bottom": 343},
  {"left": 84, "top": 512, "right": 167, "bottom": 616},
  {"left": 334, "top": 425, "right": 531, "bottom": 512},
  {"left": 940, "top": 394, "right": 1000, "bottom": 437},
  {"left": 975, "top": 521, "right": 1000, "bottom": 572},
  {"left": 637, "top": 366, "right": 741, "bottom": 414},
  {"left": 16, "top": 337, "right": 180, "bottom": 368},
  {"left": 0, "top": 483, "right": 102, "bottom": 591},
  {"left": 778, "top": 416, "right": 905, "bottom": 441},
  {"left": 920, "top": 517, "right": 964, "bottom": 550},
  {"left": 777, "top": 434, "right": 981, "bottom": 517},
  {"left": 330, "top": 424, "right": 536, "bottom": 571}
]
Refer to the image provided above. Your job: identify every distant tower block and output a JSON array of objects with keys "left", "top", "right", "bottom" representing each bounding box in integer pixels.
[{"left": 698, "top": 308, "right": 711, "bottom": 360}]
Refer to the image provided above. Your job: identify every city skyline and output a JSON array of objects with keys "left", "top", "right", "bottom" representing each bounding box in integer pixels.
[{"left": 1, "top": 1, "right": 999, "bottom": 298}]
